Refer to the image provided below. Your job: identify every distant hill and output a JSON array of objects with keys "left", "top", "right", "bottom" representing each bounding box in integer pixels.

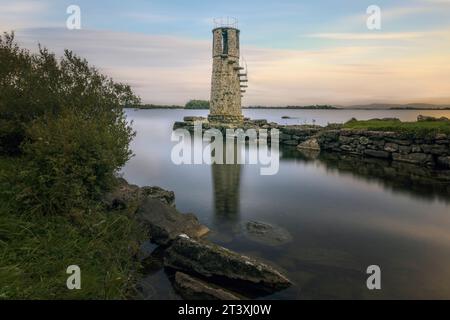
[
  {"left": 244, "top": 103, "right": 450, "bottom": 110},
  {"left": 340, "top": 103, "right": 450, "bottom": 110},
  {"left": 128, "top": 102, "right": 450, "bottom": 110},
  {"left": 129, "top": 104, "right": 183, "bottom": 109},
  {"left": 245, "top": 105, "right": 337, "bottom": 109}
]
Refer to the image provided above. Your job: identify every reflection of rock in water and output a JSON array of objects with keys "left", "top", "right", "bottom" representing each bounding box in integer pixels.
[
  {"left": 211, "top": 163, "right": 241, "bottom": 222},
  {"left": 289, "top": 146, "right": 450, "bottom": 202}
]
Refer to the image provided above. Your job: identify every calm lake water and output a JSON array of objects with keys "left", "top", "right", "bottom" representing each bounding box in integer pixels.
[{"left": 122, "top": 109, "right": 450, "bottom": 300}]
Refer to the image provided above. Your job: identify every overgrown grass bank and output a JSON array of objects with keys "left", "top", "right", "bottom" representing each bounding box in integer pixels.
[
  {"left": 0, "top": 157, "right": 145, "bottom": 299},
  {"left": 343, "top": 118, "right": 450, "bottom": 135}
]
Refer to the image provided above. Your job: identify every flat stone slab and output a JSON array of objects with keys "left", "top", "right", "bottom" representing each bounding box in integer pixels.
[
  {"left": 243, "top": 221, "right": 293, "bottom": 246},
  {"left": 174, "top": 272, "right": 241, "bottom": 300},
  {"left": 164, "top": 235, "right": 292, "bottom": 292},
  {"left": 138, "top": 198, "right": 209, "bottom": 246}
]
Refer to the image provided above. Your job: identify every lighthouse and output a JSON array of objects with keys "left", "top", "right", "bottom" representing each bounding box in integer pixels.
[{"left": 208, "top": 18, "right": 247, "bottom": 123}]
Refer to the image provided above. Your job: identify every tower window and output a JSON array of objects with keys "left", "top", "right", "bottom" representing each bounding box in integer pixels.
[{"left": 222, "top": 30, "right": 228, "bottom": 55}]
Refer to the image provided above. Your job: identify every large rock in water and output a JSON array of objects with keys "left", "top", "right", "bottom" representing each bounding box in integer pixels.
[
  {"left": 174, "top": 272, "right": 241, "bottom": 300},
  {"left": 138, "top": 198, "right": 209, "bottom": 246},
  {"left": 164, "top": 235, "right": 292, "bottom": 292},
  {"left": 243, "top": 221, "right": 292, "bottom": 246}
]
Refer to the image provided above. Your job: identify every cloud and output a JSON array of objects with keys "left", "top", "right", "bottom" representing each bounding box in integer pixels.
[
  {"left": 419, "top": 0, "right": 450, "bottom": 4},
  {"left": 9, "top": 26, "right": 450, "bottom": 106},
  {"left": 15, "top": 27, "right": 212, "bottom": 104},
  {"left": 334, "top": 2, "right": 450, "bottom": 33},
  {"left": 0, "top": 0, "right": 56, "bottom": 31},
  {"left": 124, "top": 12, "right": 177, "bottom": 23},
  {"left": 305, "top": 32, "right": 428, "bottom": 40}
]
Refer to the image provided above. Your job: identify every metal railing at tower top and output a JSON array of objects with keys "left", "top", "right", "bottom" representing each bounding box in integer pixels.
[{"left": 213, "top": 17, "right": 238, "bottom": 29}]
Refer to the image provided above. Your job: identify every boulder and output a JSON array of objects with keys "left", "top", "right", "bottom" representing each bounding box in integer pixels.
[
  {"left": 340, "top": 144, "right": 354, "bottom": 152},
  {"left": 140, "top": 186, "right": 176, "bottom": 207},
  {"left": 252, "top": 119, "right": 268, "bottom": 126},
  {"left": 392, "top": 153, "right": 434, "bottom": 166},
  {"left": 183, "top": 116, "right": 207, "bottom": 122},
  {"left": 428, "top": 144, "right": 449, "bottom": 156},
  {"left": 243, "top": 221, "right": 292, "bottom": 246},
  {"left": 364, "top": 149, "right": 390, "bottom": 159},
  {"left": 437, "top": 156, "right": 450, "bottom": 168},
  {"left": 297, "top": 138, "right": 320, "bottom": 151},
  {"left": 280, "top": 125, "right": 322, "bottom": 136},
  {"left": 359, "top": 136, "right": 370, "bottom": 145},
  {"left": 384, "top": 143, "right": 398, "bottom": 152},
  {"left": 164, "top": 236, "right": 292, "bottom": 292},
  {"left": 398, "top": 145, "right": 412, "bottom": 154},
  {"left": 283, "top": 140, "right": 300, "bottom": 146},
  {"left": 102, "top": 178, "right": 141, "bottom": 210},
  {"left": 138, "top": 198, "right": 209, "bottom": 246},
  {"left": 102, "top": 178, "right": 175, "bottom": 210},
  {"left": 173, "top": 272, "right": 241, "bottom": 300}
]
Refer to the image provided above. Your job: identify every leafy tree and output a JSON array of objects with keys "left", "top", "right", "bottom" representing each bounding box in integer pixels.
[{"left": 185, "top": 99, "right": 210, "bottom": 109}]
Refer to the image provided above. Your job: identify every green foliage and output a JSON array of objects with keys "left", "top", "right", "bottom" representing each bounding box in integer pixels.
[
  {"left": 0, "top": 33, "right": 145, "bottom": 299},
  {"left": 0, "top": 31, "right": 140, "bottom": 155},
  {"left": 185, "top": 99, "right": 210, "bottom": 109},
  {"left": 343, "top": 118, "right": 450, "bottom": 136},
  {"left": 14, "top": 110, "right": 134, "bottom": 215},
  {"left": 0, "top": 32, "right": 139, "bottom": 215},
  {"left": 0, "top": 167, "right": 145, "bottom": 299}
]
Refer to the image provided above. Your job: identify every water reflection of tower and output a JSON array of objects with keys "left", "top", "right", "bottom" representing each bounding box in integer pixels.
[
  {"left": 211, "top": 139, "right": 242, "bottom": 224},
  {"left": 211, "top": 163, "right": 241, "bottom": 222}
]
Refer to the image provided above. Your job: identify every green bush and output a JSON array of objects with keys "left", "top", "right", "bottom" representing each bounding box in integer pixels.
[
  {"left": 14, "top": 110, "right": 134, "bottom": 216},
  {"left": 185, "top": 99, "right": 210, "bottom": 109},
  {"left": 0, "top": 31, "right": 139, "bottom": 215}
]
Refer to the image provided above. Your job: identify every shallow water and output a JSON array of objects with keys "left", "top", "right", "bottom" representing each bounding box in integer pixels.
[{"left": 122, "top": 109, "right": 450, "bottom": 299}]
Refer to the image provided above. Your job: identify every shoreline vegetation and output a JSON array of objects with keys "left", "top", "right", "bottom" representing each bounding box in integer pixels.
[
  {"left": 0, "top": 32, "right": 144, "bottom": 299},
  {"left": 343, "top": 117, "right": 450, "bottom": 135},
  {"left": 0, "top": 156, "right": 145, "bottom": 299}
]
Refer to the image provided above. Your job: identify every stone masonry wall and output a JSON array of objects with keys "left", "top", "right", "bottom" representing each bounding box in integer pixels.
[
  {"left": 317, "top": 129, "right": 450, "bottom": 168},
  {"left": 209, "top": 27, "right": 242, "bottom": 119},
  {"left": 278, "top": 126, "right": 323, "bottom": 146},
  {"left": 173, "top": 118, "right": 450, "bottom": 169}
]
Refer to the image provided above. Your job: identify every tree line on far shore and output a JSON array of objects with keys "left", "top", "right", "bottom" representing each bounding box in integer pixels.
[{"left": 130, "top": 101, "right": 339, "bottom": 110}]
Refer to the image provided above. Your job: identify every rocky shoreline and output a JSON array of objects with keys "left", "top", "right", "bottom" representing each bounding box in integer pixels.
[
  {"left": 173, "top": 116, "right": 450, "bottom": 170},
  {"left": 103, "top": 178, "right": 292, "bottom": 300},
  {"left": 104, "top": 116, "right": 449, "bottom": 300}
]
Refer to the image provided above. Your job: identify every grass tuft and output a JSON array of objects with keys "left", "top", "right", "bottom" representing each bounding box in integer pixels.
[
  {"left": 0, "top": 157, "right": 145, "bottom": 299},
  {"left": 343, "top": 119, "right": 450, "bottom": 136}
]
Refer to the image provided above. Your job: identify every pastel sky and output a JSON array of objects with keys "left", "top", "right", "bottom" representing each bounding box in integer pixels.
[{"left": 1, "top": 0, "right": 450, "bottom": 105}]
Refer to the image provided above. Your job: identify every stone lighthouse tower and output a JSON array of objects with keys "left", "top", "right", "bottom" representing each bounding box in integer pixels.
[{"left": 208, "top": 18, "right": 246, "bottom": 123}]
